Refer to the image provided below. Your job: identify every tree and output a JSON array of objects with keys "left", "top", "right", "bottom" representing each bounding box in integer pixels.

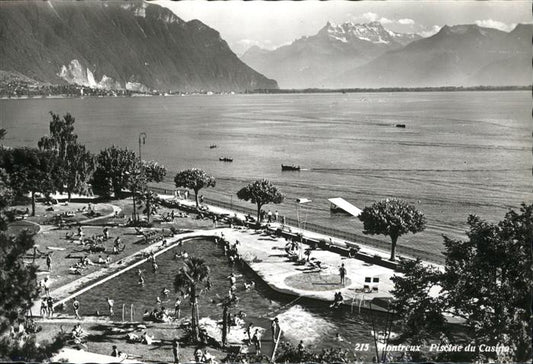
[
  {"left": 358, "top": 198, "right": 426, "bottom": 260},
  {"left": 129, "top": 160, "right": 166, "bottom": 221},
  {"left": 0, "top": 168, "right": 67, "bottom": 361},
  {"left": 391, "top": 203, "right": 533, "bottom": 362},
  {"left": 141, "top": 191, "right": 159, "bottom": 222},
  {"left": 236, "top": 179, "right": 284, "bottom": 225},
  {"left": 92, "top": 146, "right": 137, "bottom": 198},
  {"left": 174, "top": 169, "right": 215, "bottom": 207},
  {"left": 142, "top": 160, "right": 166, "bottom": 184},
  {"left": 38, "top": 112, "right": 95, "bottom": 201},
  {"left": 37, "top": 112, "right": 77, "bottom": 161},
  {"left": 0, "top": 148, "right": 60, "bottom": 216},
  {"left": 62, "top": 144, "right": 96, "bottom": 201},
  {"left": 173, "top": 257, "right": 210, "bottom": 342}
]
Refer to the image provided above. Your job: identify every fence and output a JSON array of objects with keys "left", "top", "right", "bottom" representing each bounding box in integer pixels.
[{"left": 149, "top": 186, "right": 444, "bottom": 264}]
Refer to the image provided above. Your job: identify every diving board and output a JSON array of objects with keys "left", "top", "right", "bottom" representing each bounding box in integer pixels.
[{"left": 328, "top": 197, "right": 362, "bottom": 217}]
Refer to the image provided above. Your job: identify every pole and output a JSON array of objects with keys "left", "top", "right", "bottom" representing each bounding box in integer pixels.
[
  {"left": 138, "top": 132, "right": 147, "bottom": 161},
  {"left": 122, "top": 304, "right": 125, "bottom": 322},
  {"left": 130, "top": 304, "right": 134, "bottom": 322},
  {"left": 271, "top": 328, "right": 283, "bottom": 362}
]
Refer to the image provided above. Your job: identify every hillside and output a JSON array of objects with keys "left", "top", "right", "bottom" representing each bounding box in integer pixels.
[
  {"left": 330, "top": 24, "right": 532, "bottom": 88},
  {"left": 0, "top": 0, "right": 277, "bottom": 92}
]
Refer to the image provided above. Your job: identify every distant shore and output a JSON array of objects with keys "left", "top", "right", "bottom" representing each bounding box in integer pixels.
[
  {"left": 249, "top": 85, "right": 532, "bottom": 94},
  {"left": 1, "top": 84, "right": 530, "bottom": 100}
]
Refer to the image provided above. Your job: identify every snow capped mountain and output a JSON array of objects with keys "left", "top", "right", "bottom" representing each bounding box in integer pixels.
[
  {"left": 240, "top": 21, "right": 421, "bottom": 89},
  {"left": 319, "top": 21, "right": 419, "bottom": 45}
]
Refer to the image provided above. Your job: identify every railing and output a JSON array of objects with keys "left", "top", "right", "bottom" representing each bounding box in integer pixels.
[{"left": 149, "top": 187, "right": 444, "bottom": 264}]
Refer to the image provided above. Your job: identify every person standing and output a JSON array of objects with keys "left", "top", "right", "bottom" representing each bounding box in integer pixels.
[
  {"left": 172, "top": 338, "right": 180, "bottom": 363},
  {"left": 46, "top": 254, "right": 52, "bottom": 271},
  {"left": 47, "top": 296, "right": 54, "bottom": 318},
  {"left": 252, "top": 329, "right": 261, "bottom": 353},
  {"left": 267, "top": 210, "right": 272, "bottom": 223},
  {"left": 107, "top": 297, "right": 114, "bottom": 316},
  {"left": 274, "top": 210, "right": 279, "bottom": 222},
  {"left": 42, "top": 277, "right": 50, "bottom": 297},
  {"left": 111, "top": 345, "right": 119, "bottom": 357},
  {"left": 174, "top": 298, "right": 181, "bottom": 319},
  {"left": 298, "top": 340, "right": 305, "bottom": 360},
  {"left": 103, "top": 227, "right": 109, "bottom": 240},
  {"left": 73, "top": 298, "right": 81, "bottom": 320},
  {"left": 271, "top": 318, "right": 278, "bottom": 342},
  {"left": 339, "top": 263, "right": 347, "bottom": 286}
]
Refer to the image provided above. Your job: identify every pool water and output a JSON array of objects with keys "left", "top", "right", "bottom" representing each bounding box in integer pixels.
[{"left": 77, "top": 238, "right": 391, "bottom": 353}]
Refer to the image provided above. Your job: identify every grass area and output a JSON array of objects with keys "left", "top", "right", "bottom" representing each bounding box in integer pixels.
[
  {"left": 6, "top": 219, "right": 40, "bottom": 235},
  {"left": 11, "top": 200, "right": 114, "bottom": 226},
  {"left": 37, "top": 320, "right": 227, "bottom": 363},
  {"left": 16, "top": 197, "right": 239, "bottom": 361}
]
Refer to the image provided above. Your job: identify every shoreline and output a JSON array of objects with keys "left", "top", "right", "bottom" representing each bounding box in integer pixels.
[{"left": 1, "top": 85, "right": 530, "bottom": 101}]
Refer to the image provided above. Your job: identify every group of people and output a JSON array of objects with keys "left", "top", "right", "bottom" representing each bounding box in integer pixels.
[
  {"left": 330, "top": 291, "right": 345, "bottom": 309},
  {"left": 259, "top": 209, "right": 280, "bottom": 223},
  {"left": 219, "top": 236, "right": 241, "bottom": 268},
  {"left": 39, "top": 296, "right": 55, "bottom": 317}
]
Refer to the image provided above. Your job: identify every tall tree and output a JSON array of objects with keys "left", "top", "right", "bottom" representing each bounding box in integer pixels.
[
  {"left": 174, "top": 169, "right": 215, "bottom": 207},
  {"left": 391, "top": 203, "right": 533, "bottom": 362},
  {"left": 236, "top": 179, "right": 284, "bottom": 225},
  {"left": 63, "top": 143, "right": 96, "bottom": 201},
  {"left": 92, "top": 146, "right": 137, "bottom": 198},
  {"left": 0, "top": 148, "right": 60, "bottom": 216},
  {"left": 129, "top": 160, "right": 166, "bottom": 221},
  {"left": 358, "top": 198, "right": 426, "bottom": 260},
  {"left": 173, "top": 257, "right": 210, "bottom": 342},
  {"left": 38, "top": 112, "right": 95, "bottom": 201},
  {"left": 38, "top": 112, "right": 77, "bottom": 160}
]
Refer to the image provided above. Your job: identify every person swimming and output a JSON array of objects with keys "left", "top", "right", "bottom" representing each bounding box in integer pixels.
[
  {"left": 138, "top": 276, "right": 145, "bottom": 286},
  {"left": 161, "top": 288, "right": 170, "bottom": 297}
]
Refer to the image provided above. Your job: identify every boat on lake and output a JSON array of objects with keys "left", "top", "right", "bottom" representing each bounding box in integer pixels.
[
  {"left": 281, "top": 164, "right": 300, "bottom": 171},
  {"left": 209, "top": 144, "right": 217, "bottom": 149},
  {"left": 219, "top": 157, "right": 233, "bottom": 162},
  {"left": 395, "top": 124, "right": 406, "bottom": 128}
]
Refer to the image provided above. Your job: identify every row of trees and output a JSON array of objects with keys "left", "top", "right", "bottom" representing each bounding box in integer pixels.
[{"left": 0, "top": 112, "right": 167, "bottom": 221}]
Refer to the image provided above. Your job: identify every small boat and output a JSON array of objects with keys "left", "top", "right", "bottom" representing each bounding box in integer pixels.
[
  {"left": 395, "top": 124, "right": 406, "bottom": 128},
  {"left": 219, "top": 157, "right": 233, "bottom": 162},
  {"left": 209, "top": 144, "right": 217, "bottom": 149},
  {"left": 281, "top": 164, "right": 300, "bottom": 171}
]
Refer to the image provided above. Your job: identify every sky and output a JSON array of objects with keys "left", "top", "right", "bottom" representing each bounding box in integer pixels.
[{"left": 155, "top": 1, "right": 533, "bottom": 55}]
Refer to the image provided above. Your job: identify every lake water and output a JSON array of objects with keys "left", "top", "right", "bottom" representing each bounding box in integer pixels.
[{"left": 1, "top": 91, "right": 531, "bottom": 255}]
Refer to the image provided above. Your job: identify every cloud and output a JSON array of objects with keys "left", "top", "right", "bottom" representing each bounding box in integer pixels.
[
  {"left": 349, "top": 12, "right": 395, "bottom": 25},
  {"left": 398, "top": 18, "right": 415, "bottom": 25},
  {"left": 361, "top": 12, "right": 379, "bottom": 22},
  {"left": 418, "top": 25, "right": 442, "bottom": 38},
  {"left": 475, "top": 19, "right": 516, "bottom": 32}
]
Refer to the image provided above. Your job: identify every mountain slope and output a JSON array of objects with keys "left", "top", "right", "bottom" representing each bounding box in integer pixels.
[
  {"left": 0, "top": 0, "right": 277, "bottom": 92},
  {"left": 330, "top": 24, "right": 532, "bottom": 88},
  {"left": 241, "top": 21, "right": 420, "bottom": 89}
]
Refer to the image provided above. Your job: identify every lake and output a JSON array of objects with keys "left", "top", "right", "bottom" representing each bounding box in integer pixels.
[{"left": 1, "top": 91, "right": 531, "bottom": 256}]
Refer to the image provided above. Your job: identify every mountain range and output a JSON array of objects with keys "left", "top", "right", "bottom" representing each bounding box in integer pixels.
[
  {"left": 0, "top": 0, "right": 277, "bottom": 92},
  {"left": 241, "top": 21, "right": 532, "bottom": 89},
  {"left": 241, "top": 21, "right": 421, "bottom": 89}
]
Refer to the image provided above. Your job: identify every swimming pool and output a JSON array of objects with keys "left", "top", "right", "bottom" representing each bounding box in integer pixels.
[{"left": 77, "top": 238, "right": 392, "bottom": 353}]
